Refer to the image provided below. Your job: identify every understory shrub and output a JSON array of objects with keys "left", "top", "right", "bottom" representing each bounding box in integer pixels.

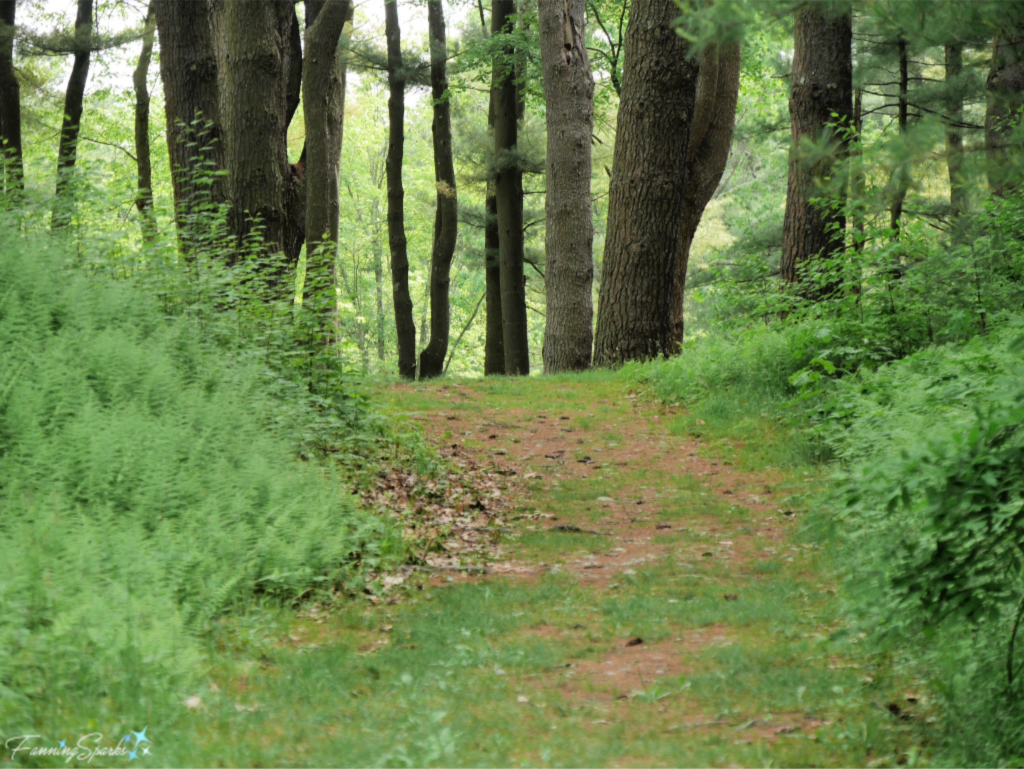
[{"left": 0, "top": 227, "right": 405, "bottom": 732}]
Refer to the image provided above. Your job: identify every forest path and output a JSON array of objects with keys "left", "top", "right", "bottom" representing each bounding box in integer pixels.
[{"left": 191, "top": 373, "right": 923, "bottom": 767}]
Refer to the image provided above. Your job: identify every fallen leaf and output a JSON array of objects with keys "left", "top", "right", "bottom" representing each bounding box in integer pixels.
[
  {"left": 184, "top": 695, "right": 203, "bottom": 710},
  {"left": 625, "top": 637, "right": 644, "bottom": 647},
  {"left": 517, "top": 695, "right": 530, "bottom": 703}
]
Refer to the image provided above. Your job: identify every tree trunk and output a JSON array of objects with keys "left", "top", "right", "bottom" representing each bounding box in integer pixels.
[
  {"left": 374, "top": 198, "right": 386, "bottom": 362},
  {"left": 484, "top": 180, "right": 506, "bottom": 374},
  {"left": 667, "top": 40, "right": 741, "bottom": 352},
  {"left": 592, "top": 0, "right": 698, "bottom": 366},
  {"left": 154, "top": 0, "right": 228, "bottom": 242},
  {"left": 52, "top": 0, "right": 93, "bottom": 229},
  {"left": 0, "top": 0, "right": 23, "bottom": 192},
  {"left": 493, "top": 0, "right": 529, "bottom": 375},
  {"left": 944, "top": 43, "right": 968, "bottom": 218},
  {"left": 285, "top": 2, "right": 302, "bottom": 129},
  {"left": 779, "top": 1, "right": 852, "bottom": 299},
  {"left": 419, "top": 0, "right": 459, "bottom": 379},
  {"left": 224, "top": 0, "right": 293, "bottom": 270},
  {"left": 133, "top": 4, "right": 157, "bottom": 241},
  {"left": 539, "top": 0, "right": 594, "bottom": 374},
  {"left": 385, "top": 0, "right": 417, "bottom": 379},
  {"left": 303, "top": 0, "right": 351, "bottom": 341},
  {"left": 986, "top": 21, "right": 1024, "bottom": 197},
  {"left": 887, "top": 36, "right": 910, "bottom": 241},
  {"left": 851, "top": 87, "right": 865, "bottom": 255}
]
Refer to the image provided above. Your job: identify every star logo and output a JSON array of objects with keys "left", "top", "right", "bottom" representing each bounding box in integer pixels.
[
  {"left": 59, "top": 740, "right": 66, "bottom": 749},
  {"left": 128, "top": 750, "right": 139, "bottom": 762},
  {"left": 142, "top": 746, "right": 151, "bottom": 756},
  {"left": 131, "top": 728, "right": 149, "bottom": 746}
]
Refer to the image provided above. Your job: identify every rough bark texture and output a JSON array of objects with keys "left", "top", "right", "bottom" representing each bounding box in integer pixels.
[
  {"left": 667, "top": 40, "right": 741, "bottom": 352},
  {"left": 154, "top": 0, "right": 228, "bottom": 238},
  {"left": 779, "top": 2, "right": 852, "bottom": 299},
  {"left": 224, "top": 0, "right": 293, "bottom": 266},
  {"left": 419, "top": 0, "right": 460, "bottom": 379},
  {"left": 133, "top": 4, "right": 157, "bottom": 240},
  {"left": 945, "top": 43, "right": 967, "bottom": 217},
  {"left": 592, "top": 0, "right": 698, "bottom": 366},
  {"left": 887, "top": 36, "right": 909, "bottom": 240},
  {"left": 986, "top": 21, "right": 1024, "bottom": 197},
  {"left": 385, "top": 0, "right": 417, "bottom": 379},
  {"left": 52, "top": 0, "right": 93, "bottom": 228},
  {"left": 0, "top": 0, "right": 22, "bottom": 191},
  {"left": 539, "top": 0, "right": 594, "bottom": 374},
  {"left": 285, "top": 2, "right": 302, "bottom": 129},
  {"left": 303, "top": 0, "right": 351, "bottom": 341},
  {"left": 493, "top": 0, "right": 530, "bottom": 375},
  {"left": 484, "top": 180, "right": 506, "bottom": 375}
]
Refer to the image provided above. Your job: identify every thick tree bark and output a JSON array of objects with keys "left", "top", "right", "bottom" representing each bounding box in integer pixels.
[
  {"left": 484, "top": 180, "right": 506, "bottom": 374},
  {"left": 303, "top": 0, "right": 351, "bottom": 340},
  {"left": 539, "top": 0, "right": 594, "bottom": 374},
  {"left": 419, "top": 0, "right": 459, "bottom": 379},
  {"left": 52, "top": 0, "right": 93, "bottom": 229},
  {"left": 493, "top": 0, "right": 529, "bottom": 375},
  {"left": 887, "top": 36, "right": 910, "bottom": 241},
  {"left": 285, "top": 2, "right": 302, "bottom": 129},
  {"left": 385, "top": 0, "right": 417, "bottom": 379},
  {"left": 154, "top": 0, "right": 228, "bottom": 242},
  {"left": 133, "top": 4, "right": 157, "bottom": 241},
  {"left": 0, "top": 0, "right": 22, "bottom": 192},
  {"left": 592, "top": 0, "right": 698, "bottom": 366},
  {"left": 779, "top": 2, "right": 852, "bottom": 299},
  {"left": 224, "top": 0, "right": 293, "bottom": 269},
  {"left": 945, "top": 43, "right": 968, "bottom": 218},
  {"left": 667, "top": 40, "right": 741, "bottom": 352},
  {"left": 986, "top": 21, "right": 1024, "bottom": 197}
]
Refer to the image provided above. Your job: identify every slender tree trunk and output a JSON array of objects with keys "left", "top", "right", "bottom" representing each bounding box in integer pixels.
[
  {"left": 887, "top": 36, "right": 910, "bottom": 241},
  {"left": 851, "top": 87, "right": 865, "bottom": 255},
  {"left": 133, "top": 4, "right": 157, "bottom": 241},
  {"left": 419, "top": 0, "right": 459, "bottom": 379},
  {"left": 374, "top": 198, "right": 386, "bottom": 362},
  {"left": 986, "top": 21, "right": 1024, "bottom": 197},
  {"left": 303, "top": 0, "right": 351, "bottom": 341},
  {"left": 154, "top": 0, "right": 228, "bottom": 243},
  {"left": 385, "top": 0, "right": 417, "bottom": 379},
  {"left": 52, "top": 0, "right": 94, "bottom": 229},
  {"left": 0, "top": 0, "right": 23, "bottom": 192},
  {"left": 667, "top": 40, "right": 741, "bottom": 352},
  {"left": 285, "top": 2, "right": 302, "bottom": 129},
  {"left": 224, "top": 0, "right": 293, "bottom": 270},
  {"left": 943, "top": 43, "right": 968, "bottom": 218},
  {"left": 484, "top": 180, "right": 506, "bottom": 374},
  {"left": 592, "top": 0, "right": 699, "bottom": 366},
  {"left": 493, "top": 0, "right": 529, "bottom": 375},
  {"left": 539, "top": 0, "right": 594, "bottom": 373},
  {"left": 779, "top": 1, "right": 852, "bottom": 299}
]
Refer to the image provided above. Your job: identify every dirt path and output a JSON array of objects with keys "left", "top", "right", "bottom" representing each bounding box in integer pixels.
[{"left": 179, "top": 374, "right": 924, "bottom": 767}]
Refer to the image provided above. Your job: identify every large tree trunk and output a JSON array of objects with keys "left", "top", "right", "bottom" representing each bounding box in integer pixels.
[
  {"left": 493, "top": 0, "right": 529, "bottom": 375},
  {"left": 154, "top": 0, "right": 228, "bottom": 243},
  {"left": 592, "top": 0, "right": 698, "bottom": 366},
  {"left": 887, "top": 36, "right": 910, "bottom": 241},
  {"left": 419, "top": 0, "right": 459, "bottom": 379},
  {"left": 484, "top": 180, "right": 506, "bottom": 374},
  {"left": 52, "top": 0, "right": 93, "bottom": 229},
  {"left": 945, "top": 43, "right": 968, "bottom": 218},
  {"left": 779, "top": 1, "right": 852, "bottom": 299},
  {"left": 303, "top": 0, "right": 351, "bottom": 341},
  {"left": 667, "top": 40, "right": 741, "bottom": 352},
  {"left": 0, "top": 0, "right": 22, "bottom": 192},
  {"left": 224, "top": 0, "right": 293, "bottom": 271},
  {"left": 539, "top": 0, "right": 594, "bottom": 374},
  {"left": 986, "top": 20, "right": 1024, "bottom": 197},
  {"left": 133, "top": 4, "right": 157, "bottom": 241},
  {"left": 385, "top": 0, "right": 417, "bottom": 379}
]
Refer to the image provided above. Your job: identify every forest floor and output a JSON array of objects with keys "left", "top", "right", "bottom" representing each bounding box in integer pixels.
[{"left": 181, "top": 372, "right": 931, "bottom": 767}]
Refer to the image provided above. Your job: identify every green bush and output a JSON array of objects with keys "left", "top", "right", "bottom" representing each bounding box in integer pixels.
[{"left": 0, "top": 227, "right": 404, "bottom": 731}]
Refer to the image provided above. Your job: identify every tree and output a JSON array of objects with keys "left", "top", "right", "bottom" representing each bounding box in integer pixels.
[
  {"left": 0, "top": 0, "right": 22, "bottom": 192},
  {"left": 778, "top": 1, "right": 852, "bottom": 298},
  {"left": 303, "top": 0, "right": 352, "bottom": 342},
  {"left": 539, "top": 0, "right": 594, "bottom": 373},
  {"left": 52, "top": 0, "right": 94, "bottom": 229},
  {"left": 418, "top": 0, "right": 460, "bottom": 379},
  {"left": 133, "top": 3, "right": 157, "bottom": 241},
  {"left": 385, "top": 0, "right": 417, "bottom": 379},
  {"left": 667, "top": 40, "right": 741, "bottom": 351},
  {"left": 944, "top": 42, "right": 968, "bottom": 217},
  {"left": 493, "top": 0, "right": 529, "bottom": 375},
  {"left": 986, "top": 16, "right": 1024, "bottom": 196},
  {"left": 154, "top": 0, "right": 228, "bottom": 239},
  {"left": 593, "top": 0, "right": 699, "bottom": 366}
]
